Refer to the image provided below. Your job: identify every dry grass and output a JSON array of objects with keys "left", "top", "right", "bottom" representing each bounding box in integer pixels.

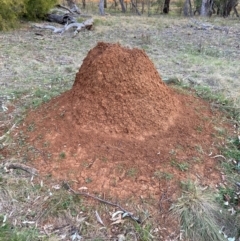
[{"left": 170, "top": 181, "right": 238, "bottom": 241}]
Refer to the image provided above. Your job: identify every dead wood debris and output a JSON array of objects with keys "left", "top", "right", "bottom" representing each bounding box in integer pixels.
[
  {"left": 63, "top": 182, "right": 141, "bottom": 223},
  {"left": 4, "top": 162, "right": 38, "bottom": 175},
  {"left": 33, "top": 18, "right": 93, "bottom": 36},
  {"left": 39, "top": 3, "right": 93, "bottom": 36}
]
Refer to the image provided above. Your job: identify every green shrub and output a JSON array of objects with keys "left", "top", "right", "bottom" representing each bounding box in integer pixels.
[
  {"left": 0, "top": 0, "right": 57, "bottom": 30},
  {"left": 23, "top": 0, "right": 58, "bottom": 20},
  {"left": 0, "top": 0, "right": 25, "bottom": 30}
]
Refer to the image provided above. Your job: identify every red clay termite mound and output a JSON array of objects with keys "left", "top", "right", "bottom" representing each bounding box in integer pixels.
[
  {"left": 70, "top": 42, "right": 180, "bottom": 138},
  {"left": 20, "top": 42, "right": 221, "bottom": 200}
]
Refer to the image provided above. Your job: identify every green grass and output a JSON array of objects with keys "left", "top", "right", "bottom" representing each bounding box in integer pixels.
[
  {"left": 59, "top": 151, "right": 66, "bottom": 159},
  {"left": 126, "top": 167, "right": 138, "bottom": 178},
  {"left": 0, "top": 223, "right": 41, "bottom": 241},
  {"left": 171, "top": 160, "right": 189, "bottom": 172},
  {"left": 134, "top": 223, "right": 154, "bottom": 241},
  {"left": 154, "top": 170, "right": 174, "bottom": 180}
]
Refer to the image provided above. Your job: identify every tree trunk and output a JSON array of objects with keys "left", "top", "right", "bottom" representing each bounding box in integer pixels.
[
  {"left": 114, "top": 0, "right": 118, "bottom": 7},
  {"left": 147, "top": 0, "right": 151, "bottom": 16},
  {"left": 183, "top": 0, "right": 193, "bottom": 16},
  {"left": 131, "top": 0, "right": 141, "bottom": 15},
  {"left": 141, "top": 0, "right": 145, "bottom": 13},
  {"left": 200, "top": 0, "right": 213, "bottom": 16},
  {"left": 233, "top": 5, "right": 239, "bottom": 17},
  {"left": 163, "top": 0, "right": 170, "bottom": 13},
  {"left": 99, "top": 0, "right": 105, "bottom": 15},
  {"left": 119, "top": 0, "right": 126, "bottom": 12},
  {"left": 82, "top": 0, "right": 86, "bottom": 9},
  {"left": 104, "top": 0, "right": 107, "bottom": 8},
  {"left": 224, "top": 0, "right": 238, "bottom": 16}
]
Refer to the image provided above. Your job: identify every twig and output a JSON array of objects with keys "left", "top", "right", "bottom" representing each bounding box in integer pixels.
[
  {"left": 0, "top": 123, "right": 16, "bottom": 141},
  {"left": 4, "top": 162, "right": 38, "bottom": 175},
  {"left": 55, "top": 4, "right": 75, "bottom": 14},
  {"left": 211, "top": 155, "right": 227, "bottom": 160},
  {"left": 63, "top": 182, "right": 141, "bottom": 223}
]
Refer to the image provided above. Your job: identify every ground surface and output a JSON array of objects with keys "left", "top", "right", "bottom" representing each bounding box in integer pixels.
[{"left": 0, "top": 16, "right": 240, "bottom": 240}]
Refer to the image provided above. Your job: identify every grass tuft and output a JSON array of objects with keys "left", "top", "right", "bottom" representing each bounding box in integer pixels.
[{"left": 170, "top": 181, "right": 225, "bottom": 241}]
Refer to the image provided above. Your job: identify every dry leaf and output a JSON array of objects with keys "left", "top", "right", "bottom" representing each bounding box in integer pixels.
[
  {"left": 111, "top": 219, "right": 125, "bottom": 225},
  {"left": 95, "top": 211, "right": 105, "bottom": 226}
]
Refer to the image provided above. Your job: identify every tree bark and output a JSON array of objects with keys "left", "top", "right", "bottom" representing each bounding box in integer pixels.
[
  {"left": 141, "top": 0, "right": 145, "bottom": 13},
  {"left": 131, "top": 0, "right": 141, "bottom": 15},
  {"left": 99, "top": 0, "right": 105, "bottom": 15},
  {"left": 119, "top": 0, "right": 126, "bottom": 12},
  {"left": 183, "top": 0, "right": 193, "bottom": 16},
  {"left": 200, "top": 0, "right": 213, "bottom": 16},
  {"left": 163, "top": 0, "right": 170, "bottom": 13},
  {"left": 82, "top": 0, "right": 86, "bottom": 9}
]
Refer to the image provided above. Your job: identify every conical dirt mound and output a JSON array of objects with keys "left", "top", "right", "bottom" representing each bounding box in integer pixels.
[
  {"left": 19, "top": 42, "right": 222, "bottom": 202},
  {"left": 71, "top": 42, "right": 180, "bottom": 137}
]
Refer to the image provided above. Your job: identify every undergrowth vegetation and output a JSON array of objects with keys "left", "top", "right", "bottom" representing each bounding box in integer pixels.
[
  {"left": 0, "top": 0, "right": 57, "bottom": 30},
  {"left": 169, "top": 84, "right": 240, "bottom": 241},
  {"left": 170, "top": 181, "right": 226, "bottom": 241}
]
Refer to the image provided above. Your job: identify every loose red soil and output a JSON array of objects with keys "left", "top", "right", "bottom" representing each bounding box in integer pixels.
[{"left": 19, "top": 42, "right": 224, "bottom": 207}]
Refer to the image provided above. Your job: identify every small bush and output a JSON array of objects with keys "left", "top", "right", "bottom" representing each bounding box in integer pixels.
[
  {"left": 0, "top": 0, "right": 25, "bottom": 30},
  {"left": 0, "top": 0, "right": 57, "bottom": 30},
  {"left": 23, "top": 0, "right": 58, "bottom": 20},
  {"left": 170, "top": 181, "right": 225, "bottom": 241}
]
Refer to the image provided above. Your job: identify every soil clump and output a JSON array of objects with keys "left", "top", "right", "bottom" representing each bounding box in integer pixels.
[{"left": 19, "top": 42, "right": 222, "bottom": 205}]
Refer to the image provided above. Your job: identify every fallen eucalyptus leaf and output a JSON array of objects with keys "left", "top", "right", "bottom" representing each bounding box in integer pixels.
[
  {"left": 78, "top": 187, "right": 88, "bottom": 190},
  {"left": 71, "top": 231, "right": 82, "bottom": 241},
  {"left": 122, "top": 212, "right": 130, "bottom": 218},
  {"left": 95, "top": 211, "right": 105, "bottom": 226},
  {"left": 22, "top": 221, "right": 35, "bottom": 224},
  {"left": 111, "top": 219, "right": 125, "bottom": 225},
  {"left": 112, "top": 210, "right": 124, "bottom": 218},
  {"left": 117, "top": 234, "right": 126, "bottom": 241},
  {"left": 52, "top": 184, "right": 61, "bottom": 190},
  {"left": 3, "top": 215, "right": 7, "bottom": 223}
]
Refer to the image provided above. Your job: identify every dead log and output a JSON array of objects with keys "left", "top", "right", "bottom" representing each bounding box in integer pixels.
[
  {"left": 33, "top": 18, "right": 93, "bottom": 36},
  {"left": 46, "top": 13, "right": 76, "bottom": 24}
]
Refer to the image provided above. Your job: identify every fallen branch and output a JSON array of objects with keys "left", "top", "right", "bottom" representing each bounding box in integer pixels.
[
  {"left": 55, "top": 4, "right": 76, "bottom": 14},
  {"left": 63, "top": 182, "right": 141, "bottom": 223},
  {"left": 34, "top": 25, "right": 63, "bottom": 33},
  {"left": 33, "top": 18, "right": 93, "bottom": 35},
  {"left": 4, "top": 162, "right": 38, "bottom": 176}
]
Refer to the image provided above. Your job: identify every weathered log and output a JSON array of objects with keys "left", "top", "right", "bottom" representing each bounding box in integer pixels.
[
  {"left": 46, "top": 13, "right": 76, "bottom": 24},
  {"left": 33, "top": 18, "right": 93, "bottom": 36}
]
